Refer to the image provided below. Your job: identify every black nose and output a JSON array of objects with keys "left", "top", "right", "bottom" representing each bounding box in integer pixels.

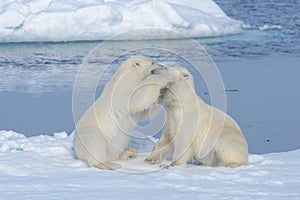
[{"left": 151, "top": 69, "right": 156, "bottom": 74}]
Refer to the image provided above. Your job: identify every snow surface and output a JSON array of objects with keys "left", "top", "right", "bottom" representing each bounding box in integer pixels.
[
  {"left": 0, "top": 0, "right": 243, "bottom": 42},
  {"left": 0, "top": 130, "right": 299, "bottom": 200}
]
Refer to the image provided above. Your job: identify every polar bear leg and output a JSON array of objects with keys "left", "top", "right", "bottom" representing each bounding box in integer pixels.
[
  {"left": 94, "top": 162, "right": 122, "bottom": 170},
  {"left": 169, "top": 135, "right": 193, "bottom": 167},
  {"left": 74, "top": 127, "right": 121, "bottom": 170},
  {"left": 170, "top": 149, "right": 192, "bottom": 168},
  {"left": 145, "top": 129, "right": 172, "bottom": 164},
  {"left": 198, "top": 150, "right": 219, "bottom": 167},
  {"left": 120, "top": 148, "right": 138, "bottom": 160},
  {"left": 213, "top": 128, "right": 248, "bottom": 168}
]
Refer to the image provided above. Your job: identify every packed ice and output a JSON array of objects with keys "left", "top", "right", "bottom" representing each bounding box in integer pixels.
[
  {"left": 0, "top": 0, "right": 243, "bottom": 42},
  {"left": 0, "top": 130, "right": 299, "bottom": 199}
]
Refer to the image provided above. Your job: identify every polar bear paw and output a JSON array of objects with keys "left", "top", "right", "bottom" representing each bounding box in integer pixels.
[
  {"left": 145, "top": 153, "right": 163, "bottom": 165},
  {"left": 120, "top": 148, "right": 138, "bottom": 160},
  {"left": 93, "top": 162, "right": 121, "bottom": 170},
  {"left": 170, "top": 160, "right": 188, "bottom": 168}
]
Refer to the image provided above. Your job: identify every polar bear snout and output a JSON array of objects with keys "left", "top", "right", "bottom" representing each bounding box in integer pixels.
[{"left": 150, "top": 67, "right": 168, "bottom": 75}]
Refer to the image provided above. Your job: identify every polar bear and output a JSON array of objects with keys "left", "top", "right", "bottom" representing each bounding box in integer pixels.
[
  {"left": 145, "top": 66, "right": 248, "bottom": 168},
  {"left": 74, "top": 56, "right": 173, "bottom": 170}
]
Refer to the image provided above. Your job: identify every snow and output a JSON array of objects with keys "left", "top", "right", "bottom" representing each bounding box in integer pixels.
[
  {"left": 242, "top": 24, "right": 284, "bottom": 31},
  {"left": 0, "top": 130, "right": 299, "bottom": 200},
  {"left": 0, "top": 0, "right": 243, "bottom": 42},
  {"left": 258, "top": 24, "right": 283, "bottom": 31}
]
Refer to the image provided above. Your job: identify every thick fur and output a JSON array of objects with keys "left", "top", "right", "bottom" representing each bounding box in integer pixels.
[
  {"left": 74, "top": 56, "right": 173, "bottom": 170},
  {"left": 145, "top": 66, "right": 248, "bottom": 168}
]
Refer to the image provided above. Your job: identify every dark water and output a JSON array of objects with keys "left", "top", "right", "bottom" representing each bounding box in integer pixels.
[
  {"left": 1, "top": 0, "right": 299, "bottom": 92},
  {"left": 214, "top": 0, "right": 300, "bottom": 58},
  {"left": 0, "top": 0, "right": 299, "bottom": 153}
]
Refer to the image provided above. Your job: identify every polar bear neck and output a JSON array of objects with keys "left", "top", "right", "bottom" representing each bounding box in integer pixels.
[
  {"left": 112, "top": 70, "right": 142, "bottom": 85},
  {"left": 166, "top": 80, "right": 206, "bottom": 110}
]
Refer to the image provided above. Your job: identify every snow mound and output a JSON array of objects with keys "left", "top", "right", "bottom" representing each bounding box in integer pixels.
[
  {"left": 0, "top": 0, "right": 243, "bottom": 42},
  {"left": 0, "top": 130, "right": 299, "bottom": 199}
]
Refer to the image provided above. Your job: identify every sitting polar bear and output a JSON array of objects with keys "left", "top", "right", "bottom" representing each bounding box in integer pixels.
[
  {"left": 145, "top": 66, "right": 248, "bottom": 168},
  {"left": 74, "top": 56, "right": 173, "bottom": 170}
]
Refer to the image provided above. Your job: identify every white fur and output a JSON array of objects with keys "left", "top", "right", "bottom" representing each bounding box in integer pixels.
[
  {"left": 74, "top": 56, "right": 172, "bottom": 170},
  {"left": 145, "top": 66, "right": 248, "bottom": 168}
]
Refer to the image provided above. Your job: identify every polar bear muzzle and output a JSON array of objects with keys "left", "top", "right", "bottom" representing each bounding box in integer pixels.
[{"left": 150, "top": 67, "right": 168, "bottom": 75}]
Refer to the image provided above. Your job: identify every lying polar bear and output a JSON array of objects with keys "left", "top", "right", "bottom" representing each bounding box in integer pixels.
[
  {"left": 74, "top": 56, "right": 173, "bottom": 170},
  {"left": 145, "top": 66, "right": 248, "bottom": 168}
]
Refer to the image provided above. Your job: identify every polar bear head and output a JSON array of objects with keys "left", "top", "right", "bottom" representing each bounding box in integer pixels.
[
  {"left": 117, "top": 56, "right": 164, "bottom": 81},
  {"left": 151, "top": 66, "right": 197, "bottom": 108},
  {"left": 152, "top": 66, "right": 195, "bottom": 91}
]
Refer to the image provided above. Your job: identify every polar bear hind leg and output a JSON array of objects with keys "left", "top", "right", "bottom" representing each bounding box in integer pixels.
[
  {"left": 93, "top": 162, "right": 121, "bottom": 170},
  {"left": 199, "top": 150, "right": 219, "bottom": 167},
  {"left": 74, "top": 127, "right": 121, "bottom": 170},
  {"left": 213, "top": 128, "right": 248, "bottom": 168}
]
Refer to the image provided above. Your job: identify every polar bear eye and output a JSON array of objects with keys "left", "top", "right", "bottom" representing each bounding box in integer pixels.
[
  {"left": 135, "top": 62, "right": 140, "bottom": 67},
  {"left": 151, "top": 61, "right": 155, "bottom": 65},
  {"left": 183, "top": 74, "right": 189, "bottom": 78}
]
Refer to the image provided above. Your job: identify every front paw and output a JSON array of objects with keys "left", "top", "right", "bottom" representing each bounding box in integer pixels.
[
  {"left": 145, "top": 154, "right": 162, "bottom": 165},
  {"left": 159, "top": 164, "right": 171, "bottom": 169},
  {"left": 170, "top": 160, "right": 188, "bottom": 168},
  {"left": 120, "top": 148, "right": 138, "bottom": 160}
]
